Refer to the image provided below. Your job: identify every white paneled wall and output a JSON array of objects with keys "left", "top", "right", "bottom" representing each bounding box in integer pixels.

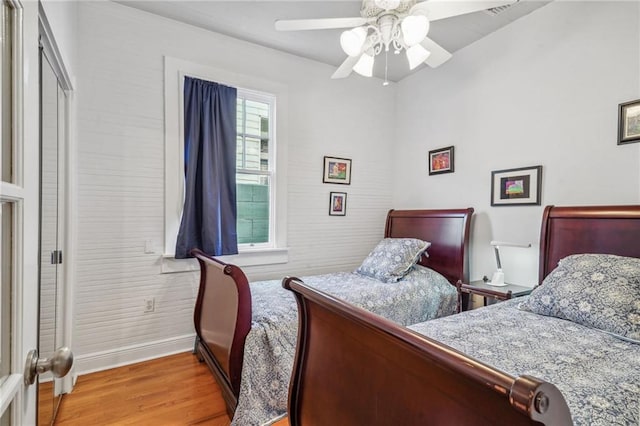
[
  {"left": 74, "top": 2, "right": 395, "bottom": 372},
  {"left": 394, "top": 1, "right": 640, "bottom": 287}
]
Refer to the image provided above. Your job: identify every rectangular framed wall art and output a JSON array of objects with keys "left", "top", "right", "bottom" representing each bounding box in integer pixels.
[
  {"left": 491, "top": 165, "right": 542, "bottom": 206},
  {"left": 329, "top": 192, "right": 347, "bottom": 216},
  {"left": 323, "top": 156, "right": 352, "bottom": 185},
  {"left": 428, "top": 146, "right": 454, "bottom": 175},
  {"left": 618, "top": 99, "right": 640, "bottom": 145}
]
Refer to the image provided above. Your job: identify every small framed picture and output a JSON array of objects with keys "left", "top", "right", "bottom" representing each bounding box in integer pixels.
[
  {"left": 329, "top": 192, "right": 347, "bottom": 216},
  {"left": 323, "top": 156, "right": 352, "bottom": 185},
  {"left": 491, "top": 165, "right": 542, "bottom": 206},
  {"left": 618, "top": 99, "right": 640, "bottom": 145},
  {"left": 428, "top": 146, "right": 454, "bottom": 175}
]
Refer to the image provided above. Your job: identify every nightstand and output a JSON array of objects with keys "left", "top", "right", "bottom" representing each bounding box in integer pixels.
[{"left": 456, "top": 279, "right": 533, "bottom": 312}]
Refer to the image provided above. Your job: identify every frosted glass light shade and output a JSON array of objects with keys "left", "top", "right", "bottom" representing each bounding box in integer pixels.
[
  {"left": 406, "top": 44, "right": 431, "bottom": 70},
  {"left": 401, "top": 15, "right": 430, "bottom": 47},
  {"left": 374, "top": 0, "right": 401, "bottom": 10},
  {"left": 353, "top": 53, "right": 375, "bottom": 77},
  {"left": 340, "top": 27, "right": 367, "bottom": 57}
]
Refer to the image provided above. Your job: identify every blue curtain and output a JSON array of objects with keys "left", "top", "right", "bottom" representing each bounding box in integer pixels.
[{"left": 175, "top": 77, "right": 238, "bottom": 258}]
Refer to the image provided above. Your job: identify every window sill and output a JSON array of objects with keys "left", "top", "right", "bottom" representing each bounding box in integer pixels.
[{"left": 161, "top": 247, "right": 289, "bottom": 274}]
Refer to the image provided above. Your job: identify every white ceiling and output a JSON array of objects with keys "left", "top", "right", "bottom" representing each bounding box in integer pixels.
[{"left": 115, "top": 0, "right": 549, "bottom": 82}]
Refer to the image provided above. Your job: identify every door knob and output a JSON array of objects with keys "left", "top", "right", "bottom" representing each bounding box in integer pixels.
[{"left": 24, "top": 347, "right": 73, "bottom": 386}]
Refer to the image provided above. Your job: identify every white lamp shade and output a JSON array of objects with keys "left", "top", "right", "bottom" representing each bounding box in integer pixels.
[
  {"left": 401, "top": 15, "right": 430, "bottom": 47},
  {"left": 406, "top": 44, "right": 431, "bottom": 70},
  {"left": 340, "top": 27, "right": 367, "bottom": 57},
  {"left": 353, "top": 53, "right": 374, "bottom": 77}
]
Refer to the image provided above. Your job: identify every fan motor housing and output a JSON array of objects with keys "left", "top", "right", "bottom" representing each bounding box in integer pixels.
[{"left": 361, "top": 0, "right": 416, "bottom": 18}]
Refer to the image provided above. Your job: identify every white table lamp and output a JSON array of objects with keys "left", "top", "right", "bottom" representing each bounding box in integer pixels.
[{"left": 489, "top": 241, "right": 531, "bottom": 287}]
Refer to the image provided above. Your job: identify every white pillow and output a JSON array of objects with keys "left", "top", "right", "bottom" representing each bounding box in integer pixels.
[{"left": 355, "top": 238, "right": 431, "bottom": 283}]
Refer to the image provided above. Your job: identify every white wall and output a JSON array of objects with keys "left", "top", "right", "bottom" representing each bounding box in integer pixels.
[
  {"left": 73, "top": 1, "right": 395, "bottom": 372},
  {"left": 72, "top": 0, "right": 640, "bottom": 373},
  {"left": 40, "top": 0, "right": 78, "bottom": 85},
  {"left": 394, "top": 1, "right": 640, "bottom": 287}
]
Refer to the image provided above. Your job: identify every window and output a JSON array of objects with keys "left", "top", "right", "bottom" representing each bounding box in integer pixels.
[
  {"left": 163, "top": 57, "right": 288, "bottom": 271},
  {"left": 235, "top": 90, "right": 275, "bottom": 248}
]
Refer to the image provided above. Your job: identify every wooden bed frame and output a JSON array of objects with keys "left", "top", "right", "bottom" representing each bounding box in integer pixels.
[
  {"left": 191, "top": 207, "right": 473, "bottom": 416},
  {"left": 283, "top": 204, "right": 640, "bottom": 425}
]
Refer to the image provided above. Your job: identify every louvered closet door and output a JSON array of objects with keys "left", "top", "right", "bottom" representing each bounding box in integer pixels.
[{"left": 37, "top": 40, "right": 71, "bottom": 426}]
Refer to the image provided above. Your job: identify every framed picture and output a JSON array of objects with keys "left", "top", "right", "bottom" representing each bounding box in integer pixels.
[
  {"left": 323, "top": 156, "right": 352, "bottom": 184},
  {"left": 428, "top": 146, "right": 454, "bottom": 175},
  {"left": 491, "top": 165, "right": 542, "bottom": 206},
  {"left": 329, "top": 192, "right": 347, "bottom": 216},
  {"left": 618, "top": 99, "right": 640, "bottom": 145}
]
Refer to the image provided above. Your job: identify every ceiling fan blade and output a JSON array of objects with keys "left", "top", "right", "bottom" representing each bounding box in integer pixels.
[
  {"left": 275, "top": 17, "right": 368, "bottom": 31},
  {"left": 331, "top": 56, "right": 360, "bottom": 79},
  {"left": 420, "top": 37, "right": 452, "bottom": 68},
  {"left": 411, "top": 1, "right": 517, "bottom": 22}
]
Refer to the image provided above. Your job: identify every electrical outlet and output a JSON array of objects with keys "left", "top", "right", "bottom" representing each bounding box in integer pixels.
[{"left": 144, "top": 297, "right": 155, "bottom": 313}]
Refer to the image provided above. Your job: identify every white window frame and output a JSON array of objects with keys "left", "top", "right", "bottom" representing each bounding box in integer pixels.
[
  {"left": 163, "top": 57, "right": 288, "bottom": 273},
  {"left": 235, "top": 88, "right": 276, "bottom": 250}
]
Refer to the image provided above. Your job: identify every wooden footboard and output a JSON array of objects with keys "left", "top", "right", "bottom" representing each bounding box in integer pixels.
[
  {"left": 189, "top": 207, "right": 474, "bottom": 419},
  {"left": 283, "top": 276, "right": 573, "bottom": 426},
  {"left": 191, "top": 249, "right": 251, "bottom": 417}
]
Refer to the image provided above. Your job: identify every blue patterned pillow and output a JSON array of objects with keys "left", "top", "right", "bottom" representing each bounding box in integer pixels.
[
  {"left": 520, "top": 254, "right": 640, "bottom": 343},
  {"left": 355, "top": 238, "right": 430, "bottom": 283}
]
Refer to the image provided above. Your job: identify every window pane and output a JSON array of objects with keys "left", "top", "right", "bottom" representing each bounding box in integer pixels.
[
  {"left": 260, "top": 116, "right": 268, "bottom": 170},
  {"left": 237, "top": 98, "right": 270, "bottom": 171},
  {"left": 1, "top": 3, "right": 13, "bottom": 184},
  {"left": 245, "top": 100, "right": 268, "bottom": 135},
  {"left": 0, "top": 202, "right": 12, "bottom": 384},
  {"left": 236, "top": 99, "right": 243, "bottom": 134},
  {"left": 0, "top": 2, "right": 12, "bottom": 388},
  {"left": 236, "top": 177, "right": 269, "bottom": 245},
  {"left": 236, "top": 135, "right": 243, "bottom": 169},
  {"left": 240, "top": 136, "right": 262, "bottom": 171},
  {"left": 259, "top": 121, "right": 268, "bottom": 170},
  {"left": 236, "top": 92, "right": 273, "bottom": 246}
]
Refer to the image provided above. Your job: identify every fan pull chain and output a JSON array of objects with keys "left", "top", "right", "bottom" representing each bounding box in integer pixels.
[{"left": 383, "top": 49, "right": 389, "bottom": 86}]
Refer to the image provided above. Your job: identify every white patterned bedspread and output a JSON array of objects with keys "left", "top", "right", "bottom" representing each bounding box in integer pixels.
[
  {"left": 408, "top": 298, "right": 640, "bottom": 426},
  {"left": 231, "top": 265, "right": 457, "bottom": 426}
]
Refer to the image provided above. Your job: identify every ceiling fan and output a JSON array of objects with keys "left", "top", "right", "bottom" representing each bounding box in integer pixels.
[{"left": 275, "top": 0, "right": 517, "bottom": 82}]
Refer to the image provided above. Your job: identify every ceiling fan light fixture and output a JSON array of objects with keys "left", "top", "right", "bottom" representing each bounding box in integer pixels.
[
  {"left": 401, "top": 15, "right": 430, "bottom": 47},
  {"left": 274, "top": 0, "right": 466, "bottom": 80},
  {"left": 406, "top": 44, "right": 431, "bottom": 70},
  {"left": 340, "top": 27, "right": 367, "bottom": 57},
  {"left": 353, "top": 53, "right": 375, "bottom": 77}
]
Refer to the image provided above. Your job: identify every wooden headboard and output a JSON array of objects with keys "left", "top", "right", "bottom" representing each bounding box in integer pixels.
[
  {"left": 539, "top": 205, "right": 640, "bottom": 283},
  {"left": 384, "top": 208, "right": 474, "bottom": 285}
]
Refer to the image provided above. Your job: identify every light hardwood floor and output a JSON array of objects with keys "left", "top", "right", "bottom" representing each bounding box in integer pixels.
[{"left": 54, "top": 352, "right": 231, "bottom": 425}]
